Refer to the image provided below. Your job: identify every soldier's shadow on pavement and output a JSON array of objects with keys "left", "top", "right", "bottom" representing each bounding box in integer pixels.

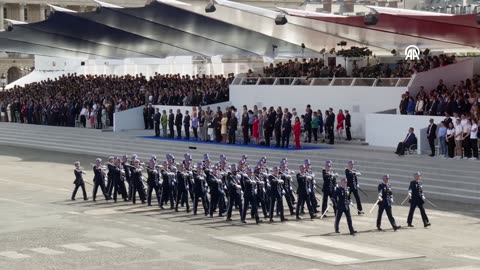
[{"left": 307, "top": 228, "right": 382, "bottom": 237}]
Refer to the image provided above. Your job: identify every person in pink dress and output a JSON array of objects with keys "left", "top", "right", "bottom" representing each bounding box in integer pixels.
[
  {"left": 336, "top": 109, "right": 345, "bottom": 140},
  {"left": 252, "top": 115, "right": 259, "bottom": 144}
]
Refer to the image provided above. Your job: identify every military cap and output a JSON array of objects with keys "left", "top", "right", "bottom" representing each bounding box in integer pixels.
[{"left": 96, "top": 158, "right": 102, "bottom": 163}]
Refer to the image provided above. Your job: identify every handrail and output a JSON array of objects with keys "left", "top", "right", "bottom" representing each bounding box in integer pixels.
[{"left": 231, "top": 77, "right": 411, "bottom": 87}]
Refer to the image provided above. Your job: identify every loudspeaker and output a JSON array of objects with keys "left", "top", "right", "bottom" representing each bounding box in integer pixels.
[
  {"left": 274, "top": 15, "right": 288, "bottom": 25},
  {"left": 364, "top": 14, "right": 378, "bottom": 26},
  {"left": 81, "top": 61, "right": 85, "bottom": 66},
  {"left": 205, "top": 3, "right": 216, "bottom": 13}
]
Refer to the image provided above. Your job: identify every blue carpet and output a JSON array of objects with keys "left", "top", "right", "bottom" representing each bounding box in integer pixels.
[{"left": 136, "top": 136, "right": 332, "bottom": 151}]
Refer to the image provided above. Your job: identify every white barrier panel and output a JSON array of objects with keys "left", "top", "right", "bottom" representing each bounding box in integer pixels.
[
  {"left": 230, "top": 85, "right": 407, "bottom": 138},
  {"left": 366, "top": 113, "right": 444, "bottom": 154},
  {"left": 113, "top": 102, "right": 231, "bottom": 132}
]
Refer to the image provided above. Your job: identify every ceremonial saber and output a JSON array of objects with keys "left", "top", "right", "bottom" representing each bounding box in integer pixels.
[
  {"left": 320, "top": 202, "right": 332, "bottom": 219},
  {"left": 358, "top": 187, "right": 368, "bottom": 198},
  {"left": 369, "top": 200, "right": 379, "bottom": 213},
  {"left": 400, "top": 195, "right": 409, "bottom": 205},
  {"left": 84, "top": 181, "right": 93, "bottom": 186},
  {"left": 425, "top": 198, "right": 438, "bottom": 208},
  {"left": 349, "top": 202, "right": 358, "bottom": 211}
]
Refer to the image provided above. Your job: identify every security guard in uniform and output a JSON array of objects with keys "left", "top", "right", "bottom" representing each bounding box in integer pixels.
[
  {"left": 407, "top": 172, "right": 431, "bottom": 228},
  {"left": 334, "top": 178, "right": 356, "bottom": 235},
  {"left": 377, "top": 174, "right": 401, "bottom": 231},
  {"left": 345, "top": 160, "right": 364, "bottom": 215}
]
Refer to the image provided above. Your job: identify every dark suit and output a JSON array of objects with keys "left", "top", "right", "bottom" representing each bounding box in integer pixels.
[
  {"left": 183, "top": 114, "right": 191, "bottom": 140},
  {"left": 241, "top": 113, "right": 249, "bottom": 145},
  {"left": 281, "top": 118, "right": 292, "bottom": 148},
  {"left": 175, "top": 112, "right": 183, "bottom": 138},
  {"left": 427, "top": 123, "right": 437, "bottom": 156},
  {"left": 395, "top": 132, "right": 417, "bottom": 155},
  {"left": 326, "top": 113, "right": 335, "bottom": 144},
  {"left": 168, "top": 113, "right": 175, "bottom": 138},
  {"left": 345, "top": 113, "right": 352, "bottom": 140},
  {"left": 154, "top": 112, "right": 161, "bottom": 137},
  {"left": 274, "top": 117, "right": 282, "bottom": 147}
]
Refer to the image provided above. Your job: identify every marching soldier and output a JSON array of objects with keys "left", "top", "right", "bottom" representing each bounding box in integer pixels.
[
  {"left": 243, "top": 168, "right": 262, "bottom": 224},
  {"left": 321, "top": 161, "right": 337, "bottom": 218},
  {"left": 377, "top": 175, "right": 401, "bottom": 231},
  {"left": 268, "top": 167, "right": 287, "bottom": 222},
  {"left": 280, "top": 162, "right": 295, "bottom": 216},
  {"left": 304, "top": 159, "right": 319, "bottom": 213},
  {"left": 92, "top": 158, "right": 109, "bottom": 202},
  {"left": 345, "top": 160, "right": 364, "bottom": 215},
  {"left": 334, "top": 178, "right": 357, "bottom": 235},
  {"left": 226, "top": 164, "right": 245, "bottom": 223},
  {"left": 254, "top": 165, "right": 269, "bottom": 219},
  {"left": 106, "top": 156, "right": 115, "bottom": 199},
  {"left": 160, "top": 161, "right": 173, "bottom": 209},
  {"left": 207, "top": 165, "right": 224, "bottom": 218},
  {"left": 175, "top": 164, "right": 190, "bottom": 212},
  {"left": 193, "top": 163, "right": 209, "bottom": 216},
  {"left": 121, "top": 155, "right": 132, "bottom": 201},
  {"left": 146, "top": 159, "right": 162, "bottom": 207},
  {"left": 112, "top": 158, "right": 128, "bottom": 202},
  {"left": 130, "top": 159, "right": 146, "bottom": 204},
  {"left": 407, "top": 172, "right": 431, "bottom": 228},
  {"left": 295, "top": 165, "right": 315, "bottom": 220},
  {"left": 72, "top": 161, "right": 88, "bottom": 201}
]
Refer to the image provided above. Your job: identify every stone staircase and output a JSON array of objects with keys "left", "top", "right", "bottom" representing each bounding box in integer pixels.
[{"left": 0, "top": 122, "right": 478, "bottom": 204}]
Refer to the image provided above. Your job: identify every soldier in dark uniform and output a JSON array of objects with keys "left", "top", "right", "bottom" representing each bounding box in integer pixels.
[
  {"left": 334, "top": 178, "right": 357, "bottom": 235},
  {"left": 193, "top": 163, "right": 209, "bottom": 216},
  {"left": 175, "top": 109, "right": 183, "bottom": 139},
  {"left": 304, "top": 159, "right": 319, "bottom": 213},
  {"left": 121, "top": 155, "right": 132, "bottom": 201},
  {"left": 72, "top": 161, "right": 88, "bottom": 201},
  {"left": 254, "top": 164, "right": 269, "bottom": 219},
  {"left": 226, "top": 164, "right": 245, "bottom": 222},
  {"left": 268, "top": 167, "right": 287, "bottom": 222},
  {"left": 92, "top": 158, "right": 109, "bottom": 202},
  {"left": 407, "top": 172, "right": 431, "bottom": 228},
  {"left": 130, "top": 159, "right": 146, "bottom": 204},
  {"left": 175, "top": 164, "right": 190, "bottom": 212},
  {"left": 345, "top": 160, "right": 364, "bottom": 215},
  {"left": 377, "top": 175, "right": 401, "bottom": 231},
  {"left": 154, "top": 108, "right": 161, "bottom": 137},
  {"left": 160, "top": 160, "right": 173, "bottom": 209},
  {"left": 207, "top": 165, "right": 223, "bottom": 218},
  {"left": 168, "top": 109, "right": 175, "bottom": 138},
  {"left": 112, "top": 158, "right": 128, "bottom": 202},
  {"left": 106, "top": 156, "right": 115, "bottom": 199},
  {"left": 280, "top": 163, "right": 295, "bottom": 216},
  {"left": 321, "top": 161, "right": 337, "bottom": 218},
  {"left": 146, "top": 159, "right": 162, "bottom": 207},
  {"left": 243, "top": 168, "right": 262, "bottom": 224},
  {"left": 295, "top": 165, "right": 315, "bottom": 220}
]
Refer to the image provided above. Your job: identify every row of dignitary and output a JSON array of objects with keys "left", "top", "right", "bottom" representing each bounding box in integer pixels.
[{"left": 71, "top": 155, "right": 431, "bottom": 234}]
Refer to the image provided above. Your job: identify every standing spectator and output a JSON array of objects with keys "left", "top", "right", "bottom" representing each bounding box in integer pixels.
[
  {"left": 399, "top": 94, "right": 409, "bottom": 115},
  {"left": 345, "top": 110, "right": 352, "bottom": 141},
  {"left": 147, "top": 104, "right": 155, "bottom": 129},
  {"left": 426, "top": 119, "right": 437, "bottom": 157},
  {"left": 221, "top": 112, "right": 228, "bottom": 143},
  {"left": 462, "top": 118, "right": 472, "bottom": 159},
  {"left": 281, "top": 114, "right": 291, "bottom": 148},
  {"left": 227, "top": 111, "right": 238, "bottom": 144},
  {"left": 101, "top": 105, "right": 107, "bottom": 128},
  {"left": 248, "top": 110, "right": 254, "bottom": 136},
  {"left": 407, "top": 97, "right": 416, "bottom": 115},
  {"left": 214, "top": 111, "right": 222, "bottom": 143},
  {"left": 470, "top": 118, "right": 478, "bottom": 160},
  {"left": 168, "top": 109, "right": 175, "bottom": 138},
  {"left": 191, "top": 111, "right": 199, "bottom": 141},
  {"left": 303, "top": 105, "right": 312, "bottom": 143},
  {"left": 446, "top": 122, "right": 455, "bottom": 158},
  {"left": 317, "top": 110, "right": 324, "bottom": 142},
  {"left": 143, "top": 107, "right": 148, "bottom": 129},
  {"left": 293, "top": 116, "right": 301, "bottom": 149},
  {"left": 437, "top": 121, "right": 447, "bottom": 158},
  {"left": 252, "top": 114, "right": 259, "bottom": 145},
  {"left": 415, "top": 96, "right": 425, "bottom": 115},
  {"left": 89, "top": 108, "right": 95, "bottom": 129},
  {"left": 454, "top": 118, "right": 463, "bottom": 159},
  {"left": 161, "top": 109, "right": 168, "bottom": 137},
  {"left": 336, "top": 109, "right": 345, "bottom": 140},
  {"left": 311, "top": 111, "right": 319, "bottom": 143},
  {"left": 199, "top": 111, "right": 207, "bottom": 141},
  {"left": 154, "top": 108, "right": 161, "bottom": 137},
  {"left": 184, "top": 110, "right": 191, "bottom": 140},
  {"left": 258, "top": 111, "right": 264, "bottom": 144},
  {"left": 96, "top": 104, "right": 103, "bottom": 129},
  {"left": 326, "top": 108, "right": 335, "bottom": 144},
  {"left": 241, "top": 109, "right": 249, "bottom": 145},
  {"left": 274, "top": 114, "right": 282, "bottom": 148},
  {"left": 79, "top": 105, "right": 88, "bottom": 128},
  {"left": 175, "top": 109, "right": 183, "bottom": 139}
]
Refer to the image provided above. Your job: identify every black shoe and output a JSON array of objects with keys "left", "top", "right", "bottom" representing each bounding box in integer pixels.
[
  {"left": 160, "top": 206, "right": 165, "bottom": 210},
  {"left": 408, "top": 224, "right": 414, "bottom": 227},
  {"left": 350, "top": 231, "right": 357, "bottom": 235},
  {"left": 256, "top": 219, "right": 263, "bottom": 224},
  {"left": 377, "top": 227, "right": 383, "bottom": 231},
  {"left": 269, "top": 219, "right": 274, "bottom": 223},
  {"left": 424, "top": 223, "right": 431, "bottom": 227},
  {"left": 71, "top": 198, "right": 76, "bottom": 201},
  {"left": 186, "top": 209, "right": 191, "bottom": 213},
  {"left": 296, "top": 216, "right": 302, "bottom": 220},
  {"left": 148, "top": 203, "right": 152, "bottom": 206},
  {"left": 84, "top": 198, "right": 89, "bottom": 201},
  {"left": 393, "top": 225, "right": 401, "bottom": 231},
  {"left": 310, "top": 214, "right": 317, "bottom": 219},
  {"left": 281, "top": 218, "right": 288, "bottom": 222},
  {"left": 175, "top": 209, "right": 179, "bottom": 212},
  {"left": 429, "top": 154, "right": 434, "bottom": 157},
  {"left": 358, "top": 211, "right": 364, "bottom": 215},
  {"left": 241, "top": 220, "right": 247, "bottom": 224},
  {"left": 218, "top": 214, "right": 224, "bottom": 217},
  {"left": 226, "top": 218, "right": 233, "bottom": 222},
  {"left": 335, "top": 230, "right": 340, "bottom": 233}
]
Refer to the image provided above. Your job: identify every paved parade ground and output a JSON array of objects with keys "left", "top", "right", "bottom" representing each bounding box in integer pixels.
[{"left": 0, "top": 145, "right": 479, "bottom": 270}]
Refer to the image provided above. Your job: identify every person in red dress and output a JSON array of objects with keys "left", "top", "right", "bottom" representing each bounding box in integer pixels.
[
  {"left": 252, "top": 115, "right": 259, "bottom": 144},
  {"left": 336, "top": 109, "right": 345, "bottom": 140},
  {"left": 293, "top": 116, "right": 302, "bottom": 149}
]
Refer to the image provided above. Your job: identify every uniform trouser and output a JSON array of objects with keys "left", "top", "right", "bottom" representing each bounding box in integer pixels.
[
  {"left": 346, "top": 126, "right": 352, "bottom": 140},
  {"left": 132, "top": 180, "right": 146, "bottom": 204},
  {"left": 184, "top": 126, "right": 190, "bottom": 140},
  {"left": 113, "top": 180, "right": 128, "bottom": 202},
  {"left": 309, "top": 191, "right": 318, "bottom": 210},
  {"left": 321, "top": 191, "right": 337, "bottom": 215},
  {"left": 176, "top": 125, "right": 182, "bottom": 138},
  {"left": 335, "top": 208, "right": 355, "bottom": 233},
  {"left": 269, "top": 194, "right": 285, "bottom": 220},
  {"left": 471, "top": 139, "right": 479, "bottom": 158},
  {"left": 243, "top": 195, "right": 259, "bottom": 221},
  {"left": 93, "top": 180, "right": 108, "bottom": 201},
  {"left": 126, "top": 178, "right": 132, "bottom": 200},
  {"left": 218, "top": 192, "right": 226, "bottom": 214},
  {"left": 209, "top": 192, "right": 219, "bottom": 216},
  {"left": 147, "top": 184, "right": 162, "bottom": 207},
  {"left": 155, "top": 122, "right": 160, "bottom": 136},
  {"left": 72, "top": 182, "right": 87, "bottom": 200},
  {"left": 257, "top": 192, "right": 269, "bottom": 218},
  {"left": 407, "top": 201, "right": 429, "bottom": 225},
  {"left": 312, "top": 128, "right": 318, "bottom": 142},
  {"left": 169, "top": 125, "right": 174, "bottom": 138},
  {"left": 193, "top": 191, "right": 209, "bottom": 215},
  {"left": 377, "top": 204, "right": 397, "bottom": 229},
  {"left": 296, "top": 193, "right": 314, "bottom": 218},
  {"left": 227, "top": 192, "right": 244, "bottom": 220},
  {"left": 160, "top": 184, "right": 174, "bottom": 208},
  {"left": 176, "top": 188, "right": 190, "bottom": 211},
  {"left": 349, "top": 188, "right": 363, "bottom": 211},
  {"left": 285, "top": 190, "right": 295, "bottom": 214},
  {"left": 106, "top": 177, "right": 114, "bottom": 198}
]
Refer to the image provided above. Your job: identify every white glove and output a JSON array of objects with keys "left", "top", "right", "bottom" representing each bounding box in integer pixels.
[
  {"left": 408, "top": 192, "right": 412, "bottom": 199},
  {"left": 378, "top": 196, "right": 383, "bottom": 201},
  {"left": 422, "top": 195, "right": 426, "bottom": 201},
  {"left": 313, "top": 179, "right": 316, "bottom": 185},
  {"left": 307, "top": 188, "right": 312, "bottom": 193},
  {"left": 357, "top": 184, "right": 360, "bottom": 188},
  {"left": 289, "top": 186, "right": 293, "bottom": 191},
  {"left": 391, "top": 199, "right": 394, "bottom": 204}
]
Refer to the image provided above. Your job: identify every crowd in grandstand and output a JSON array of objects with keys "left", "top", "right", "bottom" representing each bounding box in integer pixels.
[
  {"left": 147, "top": 104, "right": 352, "bottom": 149},
  {"left": 260, "top": 54, "right": 456, "bottom": 78},
  {"left": 0, "top": 73, "right": 232, "bottom": 128}
]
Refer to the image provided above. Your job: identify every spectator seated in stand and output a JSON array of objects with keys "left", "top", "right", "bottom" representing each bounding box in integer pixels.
[{"left": 395, "top": 127, "right": 417, "bottom": 155}]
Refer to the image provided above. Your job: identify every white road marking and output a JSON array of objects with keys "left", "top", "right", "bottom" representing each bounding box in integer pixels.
[
  {"left": 284, "top": 222, "right": 317, "bottom": 229},
  {"left": 0, "top": 251, "right": 30, "bottom": 259},
  {"left": 124, "top": 238, "right": 156, "bottom": 245},
  {"left": 67, "top": 211, "right": 81, "bottom": 215},
  {"left": 93, "top": 241, "right": 126, "bottom": 249},
  {"left": 455, "top": 254, "right": 480, "bottom": 261},
  {"left": 431, "top": 266, "right": 480, "bottom": 270},
  {"left": 151, "top": 235, "right": 184, "bottom": 242},
  {"left": 230, "top": 235, "right": 359, "bottom": 264},
  {"left": 60, "top": 243, "right": 93, "bottom": 252},
  {"left": 143, "top": 227, "right": 153, "bottom": 230},
  {"left": 30, "top": 247, "right": 64, "bottom": 255}
]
